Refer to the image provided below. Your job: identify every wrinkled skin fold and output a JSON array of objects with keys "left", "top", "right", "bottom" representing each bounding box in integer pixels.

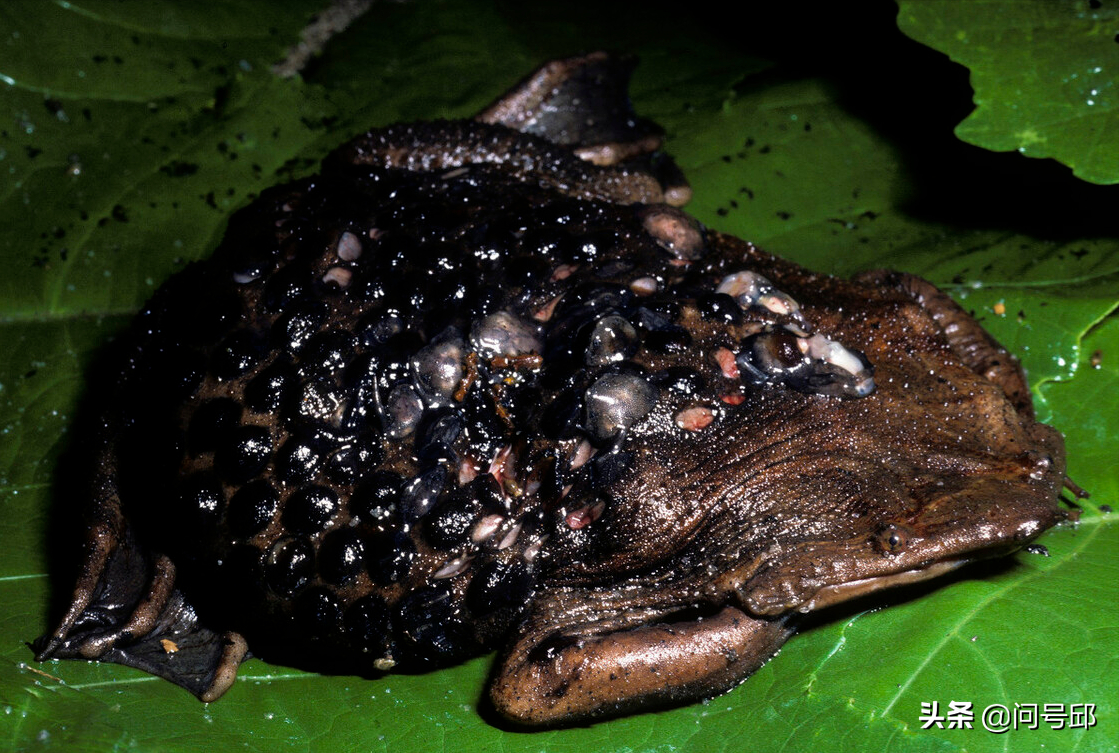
[{"left": 34, "top": 52, "right": 1066, "bottom": 726}]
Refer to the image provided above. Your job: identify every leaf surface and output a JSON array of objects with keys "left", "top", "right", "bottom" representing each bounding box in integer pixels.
[{"left": 897, "top": 0, "right": 1119, "bottom": 184}]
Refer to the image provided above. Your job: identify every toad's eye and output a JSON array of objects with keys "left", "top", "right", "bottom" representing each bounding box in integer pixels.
[{"left": 875, "top": 523, "right": 912, "bottom": 554}]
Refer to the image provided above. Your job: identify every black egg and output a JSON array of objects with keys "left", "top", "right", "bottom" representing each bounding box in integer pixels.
[
  {"left": 272, "top": 300, "right": 329, "bottom": 353},
  {"left": 375, "top": 331, "right": 426, "bottom": 385},
  {"left": 177, "top": 474, "right": 225, "bottom": 528},
  {"left": 520, "top": 226, "right": 572, "bottom": 261},
  {"left": 502, "top": 255, "right": 549, "bottom": 288},
  {"left": 466, "top": 284, "right": 502, "bottom": 320},
  {"left": 565, "top": 284, "right": 634, "bottom": 322},
  {"left": 282, "top": 484, "right": 339, "bottom": 534},
  {"left": 395, "top": 269, "right": 432, "bottom": 316},
  {"left": 415, "top": 408, "right": 463, "bottom": 465},
  {"left": 344, "top": 594, "right": 391, "bottom": 652},
  {"left": 632, "top": 303, "right": 678, "bottom": 331},
  {"left": 275, "top": 432, "right": 324, "bottom": 485},
  {"left": 299, "top": 330, "right": 357, "bottom": 378},
  {"left": 227, "top": 480, "right": 279, "bottom": 537},
  {"left": 643, "top": 326, "right": 691, "bottom": 354},
  {"left": 658, "top": 367, "right": 707, "bottom": 397},
  {"left": 351, "top": 470, "right": 404, "bottom": 524},
  {"left": 399, "top": 466, "right": 447, "bottom": 523},
  {"left": 215, "top": 425, "right": 273, "bottom": 483},
  {"left": 324, "top": 435, "right": 383, "bottom": 485},
  {"left": 539, "top": 387, "right": 585, "bottom": 440},
  {"left": 245, "top": 359, "right": 297, "bottom": 414},
  {"left": 339, "top": 355, "right": 380, "bottom": 433},
  {"left": 355, "top": 309, "right": 406, "bottom": 348},
  {"left": 263, "top": 262, "right": 313, "bottom": 312},
  {"left": 569, "top": 228, "right": 619, "bottom": 262},
  {"left": 459, "top": 395, "right": 506, "bottom": 458},
  {"left": 393, "top": 585, "right": 473, "bottom": 664},
  {"left": 264, "top": 536, "right": 315, "bottom": 596},
  {"left": 423, "top": 490, "right": 481, "bottom": 551},
  {"left": 585, "top": 314, "right": 637, "bottom": 366},
  {"left": 466, "top": 558, "right": 534, "bottom": 616},
  {"left": 291, "top": 378, "right": 344, "bottom": 426},
  {"left": 697, "top": 292, "right": 744, "bottom": 325},
  {"left": 318, "top": 528, "right": 366, "bottom": 584},
  {"left": 594, "top": 258, "right": 636, "bottom": 278},
  {"left": 365, "top": 530, "right": 415, "bottom": 586},
  {"left": 392, "top": 203, "right": 460, "bottom": 245},
  {"left": 294, "top": 586, "right": 344, "bottom": 638},
  {"left": 736, "top": 328, "right": 808, "bottom": 383}
]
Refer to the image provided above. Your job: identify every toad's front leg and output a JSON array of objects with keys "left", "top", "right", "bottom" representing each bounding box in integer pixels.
[{"left": 489, "top": 605, "right": 793, "bottom": 726}]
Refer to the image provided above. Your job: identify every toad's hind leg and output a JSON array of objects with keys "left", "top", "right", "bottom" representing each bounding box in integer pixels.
[
  {"left": 34, "top": 444, "right": 248, "bottom": 701},
  {"left": 489, "top": 606, "right": 792, "bottom": 726},
  {"left": 476, "top": 51, "right": 693, "bottom": 206}
]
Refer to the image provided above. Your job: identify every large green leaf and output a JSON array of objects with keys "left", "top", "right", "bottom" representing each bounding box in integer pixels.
[
  {"left": 897, "top": 0, "right": 1119, "bottom": 185},
  {"left": 1, "top": 2, "right": 1115, "bottom": 752}
]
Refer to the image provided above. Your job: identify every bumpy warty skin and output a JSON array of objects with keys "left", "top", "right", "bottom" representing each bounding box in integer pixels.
[{"left": 35, "top": 53, "right": 1066, "bottom": 726}]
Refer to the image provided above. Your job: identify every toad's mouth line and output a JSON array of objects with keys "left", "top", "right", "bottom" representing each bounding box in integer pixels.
[{"left": 798, "top": 559, "right": 967, "bottom": 613}]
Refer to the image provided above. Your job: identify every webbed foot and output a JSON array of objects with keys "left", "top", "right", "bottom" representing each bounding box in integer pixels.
[
  {"left": 34, "top": 517, "right": 247, "bottom": 701},
  {"left": 477, "top": 51, "right": 692, "bottom": 205}
]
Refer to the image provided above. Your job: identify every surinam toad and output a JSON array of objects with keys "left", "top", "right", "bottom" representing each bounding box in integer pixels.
[{"left": 35, "top": 53, "right": 1069, "bottom": 725}]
